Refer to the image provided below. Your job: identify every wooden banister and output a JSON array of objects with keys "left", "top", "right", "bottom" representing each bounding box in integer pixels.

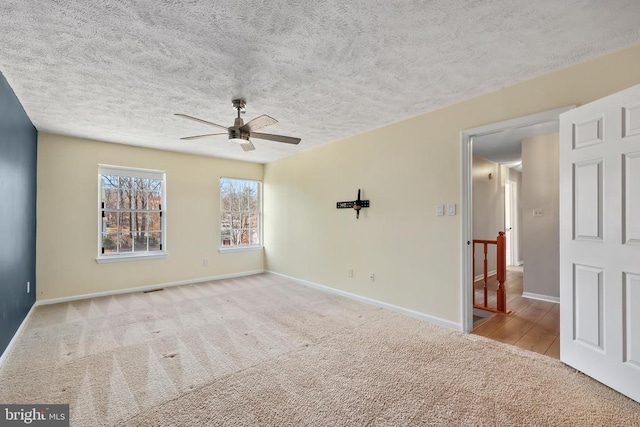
[
  {"left": 496, "top": 231, "right": 506, "bottom": 312},
  {"left": 472, "top": 231, "right": 510, "bottom": 315}
]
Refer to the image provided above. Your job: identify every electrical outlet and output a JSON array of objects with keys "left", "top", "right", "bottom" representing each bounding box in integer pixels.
[
  {"left": 27, "top": 281, "right": 30, "bottom": 293},
  {"left": 369, "top": 272, "right": 375, "bottom": 282},
  {"left": 348, "top": 268, "right": 353, "bottom": 277},
  {"left": 203, "top": 259, "right": 209, "bottom": 266},
  {"left": 533, "top": 209, "right": 544, "bottom": 217}
]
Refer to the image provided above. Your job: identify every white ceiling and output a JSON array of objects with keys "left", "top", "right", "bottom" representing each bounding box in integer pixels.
[
  {"left": 1, "top": 1, "right": 639, "bottom": 164},
  {"left": 473, "top": 120, "right": 560, "bottom": 170}
]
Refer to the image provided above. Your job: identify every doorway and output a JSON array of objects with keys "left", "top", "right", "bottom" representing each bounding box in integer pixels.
[{"left": 461, "top": 106, "right": 573, "bottom": 333}]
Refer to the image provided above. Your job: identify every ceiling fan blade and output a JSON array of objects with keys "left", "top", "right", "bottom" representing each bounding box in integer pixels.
[
  {"left": 180, "top": 133, "right": 227, "bottom": 140},
  {"left": 251, "top": 132, "right": 301, "bottom": 145},
  {"left": 240, "top": 114, "right": 278, "bottom": 132},
  {"left": 240, "top": 140, "right": 256, "bottom": 151},
  {"left": 175, "top": 114, "right": 228, "bottom": 131}
]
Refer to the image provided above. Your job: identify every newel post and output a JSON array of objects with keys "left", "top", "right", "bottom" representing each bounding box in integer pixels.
[{"left": 496, "top": 231, "right": 506, "bottom": 313}]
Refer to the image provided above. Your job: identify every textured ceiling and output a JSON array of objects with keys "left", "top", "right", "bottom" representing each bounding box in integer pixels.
[{"left": 1, "top": 1, "right": 640, "bottom": 164}]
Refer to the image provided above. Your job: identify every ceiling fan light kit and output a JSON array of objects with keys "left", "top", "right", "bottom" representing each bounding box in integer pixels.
[{"left": 175, "top": 99, "right": 301, "bottom": 152}]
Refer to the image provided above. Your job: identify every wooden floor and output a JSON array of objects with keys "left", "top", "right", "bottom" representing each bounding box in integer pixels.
[{"left": 472, "top": 268, "right": 560, "bottom": 359}]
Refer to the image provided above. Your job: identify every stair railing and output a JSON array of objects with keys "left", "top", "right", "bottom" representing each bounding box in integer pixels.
[{"left": 472, "top": 231, "right": 509, "bottom": 314}]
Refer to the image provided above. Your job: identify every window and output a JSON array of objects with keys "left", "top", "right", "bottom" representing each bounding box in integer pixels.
[
  {"left": 220, "top": 177, "right": 261, "bottom": 249},
  {"left": 98, "top": 165, "right": 166, "bottom": 261}
]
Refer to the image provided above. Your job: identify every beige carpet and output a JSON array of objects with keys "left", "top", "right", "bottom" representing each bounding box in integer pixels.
[{"left": 1, "top": 273, "right": 638, "bottom": 426}]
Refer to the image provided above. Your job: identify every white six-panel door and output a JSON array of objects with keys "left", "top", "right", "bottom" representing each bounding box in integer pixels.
[{"left": 559, "top": 84, "right": 640, "bottom": 402}]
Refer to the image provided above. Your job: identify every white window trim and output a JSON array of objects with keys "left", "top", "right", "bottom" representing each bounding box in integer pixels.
[
  {"left": 219, "top": 245, "right": 263, "bottom": 254},
  {"left": 96, "top": 164, "right": 167, "bottom": 263},
  {"left": 219, "top": 177, "right": 263, "bottom": 251},
  {"left": 96, "top": 252, "right": 167, "bottom": 264}
]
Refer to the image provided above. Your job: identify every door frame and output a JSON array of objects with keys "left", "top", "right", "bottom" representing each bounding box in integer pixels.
[
  {"left": 460, "top": 106, "right": 574, "bottom": 332},
  {"left": 505, "top": 178, "right": 519, "bottom": 266}
]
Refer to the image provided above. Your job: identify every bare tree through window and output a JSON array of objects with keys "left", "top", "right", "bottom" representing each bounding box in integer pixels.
[
  {"left": 220, "top": 178, "right": 260, "bottom": 247},
  {"left": 99, "top": 167, "right": 165, "bottom": 257}
]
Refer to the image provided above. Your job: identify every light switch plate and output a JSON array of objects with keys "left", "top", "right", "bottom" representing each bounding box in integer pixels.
[
  {"left": 436, "top": 204, "right": 444, "bottom": 216},
  {"left": 447, "top": 204, "right": 456, "bottom": 216}
]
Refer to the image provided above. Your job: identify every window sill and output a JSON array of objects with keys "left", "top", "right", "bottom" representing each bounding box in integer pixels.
[
  {"left": 219, "top": 245, "right": 263, "bottom": 254},
  {"left": 96, "top": 252, "right": 167, "bottom": 264}
]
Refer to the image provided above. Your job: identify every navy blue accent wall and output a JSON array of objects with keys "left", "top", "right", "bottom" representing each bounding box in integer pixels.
[{"left": 0, "top": 71, "right": 37, "bottom": 356}]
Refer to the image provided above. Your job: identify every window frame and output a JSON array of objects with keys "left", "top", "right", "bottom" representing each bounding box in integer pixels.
[
  {"left": 219, "top": 177, "right": 263, "bottom": 252},
  {"left": 96, "top": 164, "right": 167, "bottom": 263}
]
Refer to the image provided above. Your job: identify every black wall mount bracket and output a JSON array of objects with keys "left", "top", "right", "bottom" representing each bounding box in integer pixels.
[{"left": 336, "top": 189, "right": 370, "bottom": 219}]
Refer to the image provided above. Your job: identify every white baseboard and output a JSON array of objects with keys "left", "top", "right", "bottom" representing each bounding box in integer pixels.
[
  {"left": 0, "top": 303, "right": 36, "bottom": 370},
  {"left": 474, "top": 270, "right": 497, "bottom": 283},
  {"left": 516, "top": 260, "right": 524, "bottom": 266},
  {"left": 36, "top": 270, "right": 265, "bottom": 306},
  {"left": 522, "top": 292, "right": 560, "bottom": 304},
  {"left": 267, "top": 271, "right": 462, "bottom": 331}
]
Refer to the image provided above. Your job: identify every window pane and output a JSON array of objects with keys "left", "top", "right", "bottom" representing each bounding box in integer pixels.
[
  {"left": 221, "top": 231, "right": 231, "bottom": 246},
  {"left": 221, "top": 192, "right": 231, "bottom": 211},
  {"left": 104, "top": 212, "right": 118, "bottom": 232},
  {"left": 102, "top": 232, "right": 117, "bottom": 254},
  {"left": 221, "top": 213, "right": 230, "bottom": 228},
  {"left": 231, "top": 214, "right": 243, "bottom": 245},
  {"left": 250, "top": 229, "right": 259, "bottom": 245},
  {"left": 221, "top": 213, "right": 231, "bottom": 246},
  {"left": 231, "top": 213, "right": 243, "bottom": 245},
  {"left": 229, "top": 193, "right": 238, "bottom": 211},
  {"left": 134, "top": 212, "right": 147, "bottom": 232},
  {"left": 148, "top": 212, "right": 161, "bottom": 231},
  {"left": 237, "top": 186, "right": 246, "bottom": 211},
  {"left": 119, "top": 233, "right": 133, "bottom": 253},
  {"left": 239, "top": 212, "right": 249, "bottom": 244},
  {"left": 149, "top": 189, "right": 161, "bottom": 210},
  {"left": 148, "top": 232, "right": 161, "bottom": 251},
  {"left": 241, "top": 212, "right": 250, "bottom": 229},
  {"left": 132, "top": 232, "right": 147, "bottom": 252},
  {"left": 118, "top": 175, "right": 132, "bottom": 188},
  {"left": 103, "top": 188, "right": 118, "bottom": 209},
  {"left": 133, "top": 178, "right": 147, "bottom": 192},
  {"left": 248, "top": 194, "right": 258, "bottom": 211},
  {"left": 101, "top": 175, "right": 118, "bottom": 189},
  {"left": 119, "top": 212, "right": 132, "bottom": 233},
  {"left": 131, "top": 190, "right": 145, "bottom": 210},
  {"left": 248, "top": 214, "right": 259, "bottom": 229},
  {"left": 102, "top": 175, "right": 119, "bottom": 208},
  {"left": 119, "top": 188, "right": 132, "bottom": 209},
  {"left": 148, "top": 179, "right": 162, "bottom": 193}
]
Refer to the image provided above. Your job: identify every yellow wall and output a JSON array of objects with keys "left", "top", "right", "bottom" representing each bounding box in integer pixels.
[
  {"left": 263, "top": 44, "right": 640, "bottom": 326},
  {"left": 36, "top": 134, "right": 263, "bottom": 300}
]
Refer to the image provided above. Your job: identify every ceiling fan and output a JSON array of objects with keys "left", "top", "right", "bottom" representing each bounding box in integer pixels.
[{"left": 175, "top": 99, "right": 301, "bottom": 152}]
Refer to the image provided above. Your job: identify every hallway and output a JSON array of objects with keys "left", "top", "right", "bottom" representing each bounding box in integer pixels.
[{"left": 472, "top": 268, "right": 560, "bottom": 358}]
